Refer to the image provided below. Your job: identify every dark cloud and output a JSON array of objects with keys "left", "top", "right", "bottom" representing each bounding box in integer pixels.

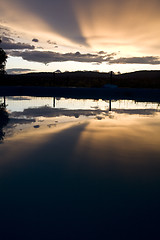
[
  {"left": 98, "top": 51, "right": 107, "bottom": 55},
  {"left": 47, "top": 40, "right": 58, "bottom": 48},
  {"left": 7, "top": 68, "right": 34, "bottom": 74},
  {"left": 1, "top": 37, "right": 35, "bottom": 50},
  {"left": 9, "top": 50, "right": 115, "bottom": 64},
  {"left": 109, "top": 56, "right": 160, "bottom": 65},
  {"left": 32, "top": 38, "right": 39, "bottom": 43},
  {"left": 0, "top": 26, "right": 11, "bottom": 37},
  {"left": 55, "top": 70, "right": 61, "bottom": 73},
  {"left": 47, "top": 40, "right": 57, "bottom": 45},
  {"left": 9, "top": 49, "right": 160, "bottom": 65}
]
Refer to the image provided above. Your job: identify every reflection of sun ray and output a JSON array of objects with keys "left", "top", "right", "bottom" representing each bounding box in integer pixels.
[
  {"left": 73, "top": 116, "right": 160, "bottom": 168},
  {"left": 73, "top": 121, "right": 94, "bottom": 160}
]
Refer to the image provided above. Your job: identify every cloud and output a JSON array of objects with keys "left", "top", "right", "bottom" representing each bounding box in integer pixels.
[
  {"left": 0, "top": 25, "right": 11, "bottom": 37},
  {"left": 32, "top": 38, "right": 39, "bottom": 43},
  {"left": 1, "top": 37, "right": 35, "bottom": 50},
  {"left": 47, "top": 40, "right": 58, "bottom": 48},
  {"left": 9, "top": 50, "right": 160, "bottom": 65},
  {"left": 7, "top": 68, "right": 35, "bottom": 74},
  {"left": 98, "top": 51, "right": 107, "bottom": 55},
  {"left": 9, "top": 50, "right": 115, "bottom": 64},
  {"left": 109, "top": 56, "right": 160, "bottom": 65},
  {"left": 47, "top": 40, "right": 57, "bottom": 45}
]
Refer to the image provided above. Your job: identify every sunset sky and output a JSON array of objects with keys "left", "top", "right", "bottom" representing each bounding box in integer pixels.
[{"left": 1, "top": 0, "right": 160, "bottom": 74}]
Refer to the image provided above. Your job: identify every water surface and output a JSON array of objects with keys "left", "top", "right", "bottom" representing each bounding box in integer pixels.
[{"left": 0, "top": 96, "right": 160, "bottom": 239}]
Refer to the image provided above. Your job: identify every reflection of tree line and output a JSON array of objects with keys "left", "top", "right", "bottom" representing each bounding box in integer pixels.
[
  {"left": 0, "top": 96, "right": 110, "bottom": 143},
  {"left": 0, "top": 97, "right": 9, "bottom": 143},
  {"left": 0, "top": 39, "right": 9, "bottom": 142}
]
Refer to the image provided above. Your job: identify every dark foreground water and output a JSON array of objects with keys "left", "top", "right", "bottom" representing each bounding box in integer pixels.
[{"left": 0, "top": 96, "right": 160, "bottom": 239}]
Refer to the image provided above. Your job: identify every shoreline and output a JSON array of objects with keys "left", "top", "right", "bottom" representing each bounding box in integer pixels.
[{"left": 0, "top": 86, "right": 160, "bottom": 102}]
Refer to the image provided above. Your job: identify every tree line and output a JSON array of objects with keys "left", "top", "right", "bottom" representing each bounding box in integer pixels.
[{"left": 0, "top": 39, "right": 7, "bottom": 74}]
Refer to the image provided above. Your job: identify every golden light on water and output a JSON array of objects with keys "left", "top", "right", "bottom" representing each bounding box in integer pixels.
[
  {"left": 74, "top": 115, "right": 160, "bottom": 168},
  {"left": 1, "top": 109, "right": 160, "bottom": 177}
]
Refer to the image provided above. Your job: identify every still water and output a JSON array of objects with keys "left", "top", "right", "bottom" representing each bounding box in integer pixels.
[{"left": 0, "top": 96, "right": 160, "bottom": 239}]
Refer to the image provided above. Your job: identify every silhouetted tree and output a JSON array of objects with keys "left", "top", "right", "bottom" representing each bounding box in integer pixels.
[
  {"left": 0, "top": 103, "right": 9, "bottom": 143},
  {"left": 0, "top": 39, "right": 7, "bottom": 74}
]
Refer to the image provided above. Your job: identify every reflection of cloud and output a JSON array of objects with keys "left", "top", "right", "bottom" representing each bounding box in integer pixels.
[
  {"left": 7, "top": 96, "right": 33, "bottom": 101},
  {"left": 113, "top": 109, "right": 158, "bottom": 116},
  {"left": 1, "top": 37, "right": 35, "bottom": 50},
  {"left": 11, "top": 106, "right": 108, "bottom": 119},
  {"left": 5, "top": 118, "right": 36, "bottom": 136},
  {"left": 12, "top": 106, "right": 104, "bottom": 118},
  {"left": 95, "top": 116, "right": 104, "bottom": 120},
  {"left": 33, "top": 125, "right": 40, "bottom": 128},
  {"left": 9, "top": 118, "right": 36, "bottom": 125},
  {"left": 11, "top": 106, "right": 160, "bottom": 120}
]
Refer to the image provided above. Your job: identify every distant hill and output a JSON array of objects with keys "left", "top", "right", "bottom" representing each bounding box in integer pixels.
[
  {"left": 0, "top": 70, "right": 160, "bottom": 88},
  {"left": 116, "top": 70, "right": 160, "bottom": 88}
]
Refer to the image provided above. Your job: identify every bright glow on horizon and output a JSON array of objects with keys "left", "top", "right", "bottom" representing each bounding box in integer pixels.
[{"left": 6, "top": 56, "right": 160, "bottom": 74}]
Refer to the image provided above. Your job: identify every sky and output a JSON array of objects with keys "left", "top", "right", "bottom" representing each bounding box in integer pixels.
[{"left": 0, "top": 0, "right": 160, "bottom": 74}]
